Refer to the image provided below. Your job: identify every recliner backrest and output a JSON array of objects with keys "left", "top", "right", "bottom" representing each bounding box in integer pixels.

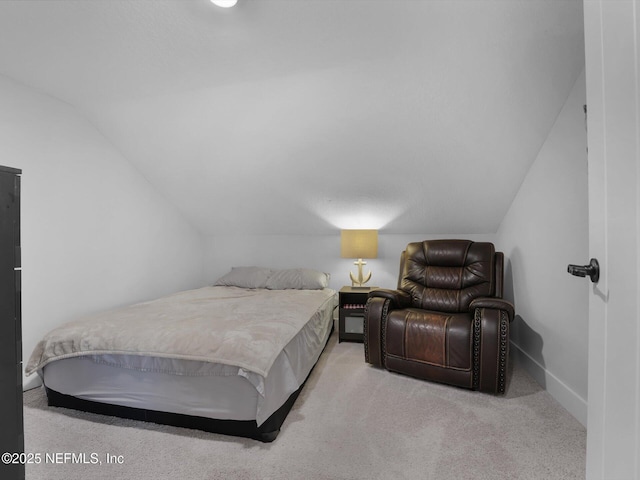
[{"left": 398, "top": 239, "right": 496, "bottom": 313}]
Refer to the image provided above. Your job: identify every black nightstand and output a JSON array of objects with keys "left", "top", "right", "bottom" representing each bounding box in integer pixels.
[{"left": 338, "top": 286, "right": 376, "bottom": 343}]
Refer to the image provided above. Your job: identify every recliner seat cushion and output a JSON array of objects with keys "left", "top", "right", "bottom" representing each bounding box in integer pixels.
[{"left": 385, "top": 309, "right": 472, "bottom": 370}]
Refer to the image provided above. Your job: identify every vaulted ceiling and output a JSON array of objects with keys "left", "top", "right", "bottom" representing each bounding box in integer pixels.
[{"left": 0, "top": 0, "right": 585, "bottom": 235}]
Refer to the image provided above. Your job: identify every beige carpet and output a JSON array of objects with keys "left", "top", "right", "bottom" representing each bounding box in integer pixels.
[{"left": 23, "top": 332, "right": 586, "bottom": 480}]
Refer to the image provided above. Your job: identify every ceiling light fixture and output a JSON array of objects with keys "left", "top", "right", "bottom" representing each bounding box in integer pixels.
[{"left": 211, "top": 0, "right": 237, "bottom": 7}]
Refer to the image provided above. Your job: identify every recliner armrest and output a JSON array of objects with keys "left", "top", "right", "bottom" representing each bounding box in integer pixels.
[
  {"left": 469, "top": 297, "right": 514, "bottom": 322},
  {"left": 368, "top": 289, "right": 412, "bottom": 309}
]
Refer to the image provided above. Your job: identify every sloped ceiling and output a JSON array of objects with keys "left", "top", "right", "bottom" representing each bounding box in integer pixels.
[{"left": 0, "top": 0, "right": 585, "bottom": 235}]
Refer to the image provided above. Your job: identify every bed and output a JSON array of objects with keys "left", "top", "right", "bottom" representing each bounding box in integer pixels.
[{"left": 25, "top": 267, "right": 337, "bottom": 442}]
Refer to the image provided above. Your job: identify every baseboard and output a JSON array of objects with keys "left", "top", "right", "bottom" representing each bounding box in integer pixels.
[
  {"left": 510, "top": 341, "right": 587, "bottom": 427},
  {"left": 23, "top": 374, "right": 43, "bottom": 391}
]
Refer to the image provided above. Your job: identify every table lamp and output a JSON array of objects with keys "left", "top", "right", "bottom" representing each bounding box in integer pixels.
[{"left": 340, "top": 229, "right": 378, "bottom": 288}]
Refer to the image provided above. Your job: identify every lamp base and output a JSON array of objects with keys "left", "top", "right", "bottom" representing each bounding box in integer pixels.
[{"left": 349, "top": 258, "right": 372, "bottom": 287}]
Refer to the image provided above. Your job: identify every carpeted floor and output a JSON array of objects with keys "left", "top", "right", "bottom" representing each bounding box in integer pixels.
[{"left": 23, "top": 332, "right": 586, "bottom": 480}]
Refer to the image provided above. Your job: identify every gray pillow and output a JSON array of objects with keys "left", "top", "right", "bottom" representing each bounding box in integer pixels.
[
  {"left": 214, "top": 267, "right": 274, "bottom": 289},
  {"left": 265, "top": 268, "right": 330, "bottom": 290}
]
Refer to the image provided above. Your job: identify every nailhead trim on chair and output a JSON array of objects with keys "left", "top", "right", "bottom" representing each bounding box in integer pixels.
[
  {"left": 380, "top": 299, "right": 390, "bottom": 367},
  {"left": 380, "top": 299, "right": 390, "bottom": 366},
  {"left": 472, "top": 308, "right": 481, "bottom": 390},
  {"left": 363, "top": 299, "right": 371, "bottom": 363},
  {"left": 498, "top": 310, "right": 508, "bottom": 394}
]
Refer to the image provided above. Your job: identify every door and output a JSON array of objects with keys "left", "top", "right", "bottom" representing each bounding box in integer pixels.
[{"left": 584, "top": 1, "right": 640, "bottom": 478}]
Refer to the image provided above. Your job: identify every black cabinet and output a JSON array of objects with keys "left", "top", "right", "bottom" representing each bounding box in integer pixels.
[
  {"left": 338, "top": 287, "right": 375, "bottom": 343},
  {"left": 0, "top": 166, "right": 23, "bottom": 480}
]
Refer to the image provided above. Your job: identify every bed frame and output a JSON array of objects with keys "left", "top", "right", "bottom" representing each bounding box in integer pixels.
[{"left": 44, "top": 324, "right": 333, "bottom": 443}]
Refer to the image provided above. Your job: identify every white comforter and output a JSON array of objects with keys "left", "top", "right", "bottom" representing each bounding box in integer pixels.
[{"left": 26, "top": 286, "right": 337, "bottom": 379}]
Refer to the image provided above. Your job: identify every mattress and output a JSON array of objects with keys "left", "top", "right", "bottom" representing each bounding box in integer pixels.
[{"left": 32, "top": 286, "right": 337, "bottom": 438}]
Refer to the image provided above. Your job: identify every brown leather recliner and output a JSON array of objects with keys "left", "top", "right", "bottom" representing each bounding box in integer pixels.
[{"left": 364, "top": 239, "right": 514, "bottom": 393}]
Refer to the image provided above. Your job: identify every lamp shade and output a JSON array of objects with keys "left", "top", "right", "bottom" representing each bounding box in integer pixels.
[{"left": 341, "top": 230, "right": 378, "bottom": 259}]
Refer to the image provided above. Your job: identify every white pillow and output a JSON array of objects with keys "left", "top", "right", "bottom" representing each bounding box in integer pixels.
[
  {"left": 265, "top": 268, "right": 330, "bottom": 290},
  {"left": 214, "top": 267, "right": 274, "bottom": 289}
]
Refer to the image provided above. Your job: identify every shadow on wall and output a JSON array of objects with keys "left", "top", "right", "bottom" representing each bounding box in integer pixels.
[{"left": 502, "top": 249, "right": 546, "bottom": 390}]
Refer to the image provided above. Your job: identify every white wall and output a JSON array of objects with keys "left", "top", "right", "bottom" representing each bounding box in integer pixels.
[
  {"left": 204, "top": 233, "right": 494, "bottom": 291},
  {"left": 496, "top": 70, "right": 589, "bottom": 425},
  {"left": 0, "top": 75, "right": 206, "bottom": 389}
]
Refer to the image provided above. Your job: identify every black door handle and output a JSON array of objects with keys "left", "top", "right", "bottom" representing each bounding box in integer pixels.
[{"left": 567, "top": 258, "right": 600, "bottom": 283}]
